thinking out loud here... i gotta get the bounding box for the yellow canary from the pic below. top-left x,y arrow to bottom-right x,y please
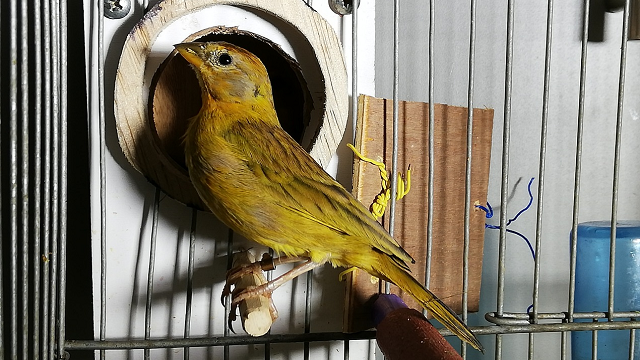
175,41 -> 483,352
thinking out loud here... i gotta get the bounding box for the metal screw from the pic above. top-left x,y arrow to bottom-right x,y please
104,0 -> 131,19
329,0 -> 359,15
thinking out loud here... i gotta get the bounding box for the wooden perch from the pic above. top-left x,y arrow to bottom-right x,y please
231,250 -> 278,337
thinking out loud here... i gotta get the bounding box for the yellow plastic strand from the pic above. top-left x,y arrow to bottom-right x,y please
338,267 -> 359,281
347,143 -> 411,220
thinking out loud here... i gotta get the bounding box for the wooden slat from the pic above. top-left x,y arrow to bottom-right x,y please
344,95 -> 494,332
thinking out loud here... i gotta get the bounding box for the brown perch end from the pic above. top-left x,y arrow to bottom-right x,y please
374,294 -> 463,360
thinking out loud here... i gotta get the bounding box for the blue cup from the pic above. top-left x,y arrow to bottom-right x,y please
572,220 -> 640,359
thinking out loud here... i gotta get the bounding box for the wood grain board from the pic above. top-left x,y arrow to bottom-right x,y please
344,95 -> 494,332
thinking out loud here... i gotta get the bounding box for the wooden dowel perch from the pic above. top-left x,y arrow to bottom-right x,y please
231,250 -> 278,336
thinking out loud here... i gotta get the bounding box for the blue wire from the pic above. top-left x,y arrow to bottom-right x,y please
505,177 -> 535,227
477,178 -> 536,313
476,177 -> 536,260
506,229 -> 535,260
475,202 -> 493,218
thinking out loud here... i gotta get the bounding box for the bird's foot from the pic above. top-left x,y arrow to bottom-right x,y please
224,255 -> 321,333
221,253 -> 278,306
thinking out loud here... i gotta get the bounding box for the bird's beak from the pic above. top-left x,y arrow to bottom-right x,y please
174,42 -> 206,67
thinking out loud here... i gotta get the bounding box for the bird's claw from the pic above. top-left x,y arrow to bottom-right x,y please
221,261 -> 265,306
227,302 -> 238,333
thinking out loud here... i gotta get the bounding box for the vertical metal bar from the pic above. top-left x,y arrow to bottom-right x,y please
0,144 -> 3,358
10,0 -> 20,357
347,3 -> 358,357
531,0 -> 555,355
48,0 -> 61,356
630,328 -> 636,360
303,272 -> 312,360
0,0 -> 3,341
351,0 -> 358,135
567,0 -> 592,354
496,0 -> 516,357
224,229 -> 234,360
560,330 -> 567,360
0,0 -> 4,351
608,0 -> 631,321
41,0 -> 52,356
97,0 -> 108,357
569,0 -> 590,326
57,0 -> 69,356
343,338 -> 349,360
461,0 -> 477,357
562,0 -> 591,348
495,332 -> 503,360
33,0 -> 44,357
389,0 -> 400,237
533,0 -> 555,328
592,329 -> 598,360
387,0 -> 400,295
0,32 -> 4,353
424,0 -> 435,295
265,248 -> 273,360
144,188 -> 161,360
20,0 -> 30,357
497,0 -> 515,320
184,208 -> 198,360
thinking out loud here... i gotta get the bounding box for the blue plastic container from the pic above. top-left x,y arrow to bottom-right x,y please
572,220 -> 640,359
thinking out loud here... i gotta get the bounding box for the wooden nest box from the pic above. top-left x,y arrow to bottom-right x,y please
114,0 -> 348,209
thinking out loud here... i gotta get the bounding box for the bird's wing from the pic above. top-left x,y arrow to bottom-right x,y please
223,120 -> 414,268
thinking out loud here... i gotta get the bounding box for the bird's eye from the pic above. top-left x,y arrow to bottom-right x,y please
218,53 -> 232,66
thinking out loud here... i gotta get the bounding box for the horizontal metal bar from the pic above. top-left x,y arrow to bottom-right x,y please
486,311 -> 640,325
64,317 -> 640,351
455,322 -> 640,337
65,331 -> 378,350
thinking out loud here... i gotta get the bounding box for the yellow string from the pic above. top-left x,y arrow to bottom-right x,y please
347,143 -> 411,220
338,144 -> 410,282
338,267 -> 358,281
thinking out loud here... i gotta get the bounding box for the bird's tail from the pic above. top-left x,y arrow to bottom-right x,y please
375,255 -> 484,352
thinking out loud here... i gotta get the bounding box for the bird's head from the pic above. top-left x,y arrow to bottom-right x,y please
174,41 -> 274,107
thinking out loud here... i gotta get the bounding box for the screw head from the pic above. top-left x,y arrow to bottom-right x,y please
329,0 -> 359,15
104,0 -> 131,19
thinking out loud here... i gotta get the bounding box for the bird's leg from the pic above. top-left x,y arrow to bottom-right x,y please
221,254 -> 310,305
232,259 -> 322,303
227,259 -> 324,327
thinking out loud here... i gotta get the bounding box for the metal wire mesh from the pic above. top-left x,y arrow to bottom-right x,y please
1,0 -> 639,359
